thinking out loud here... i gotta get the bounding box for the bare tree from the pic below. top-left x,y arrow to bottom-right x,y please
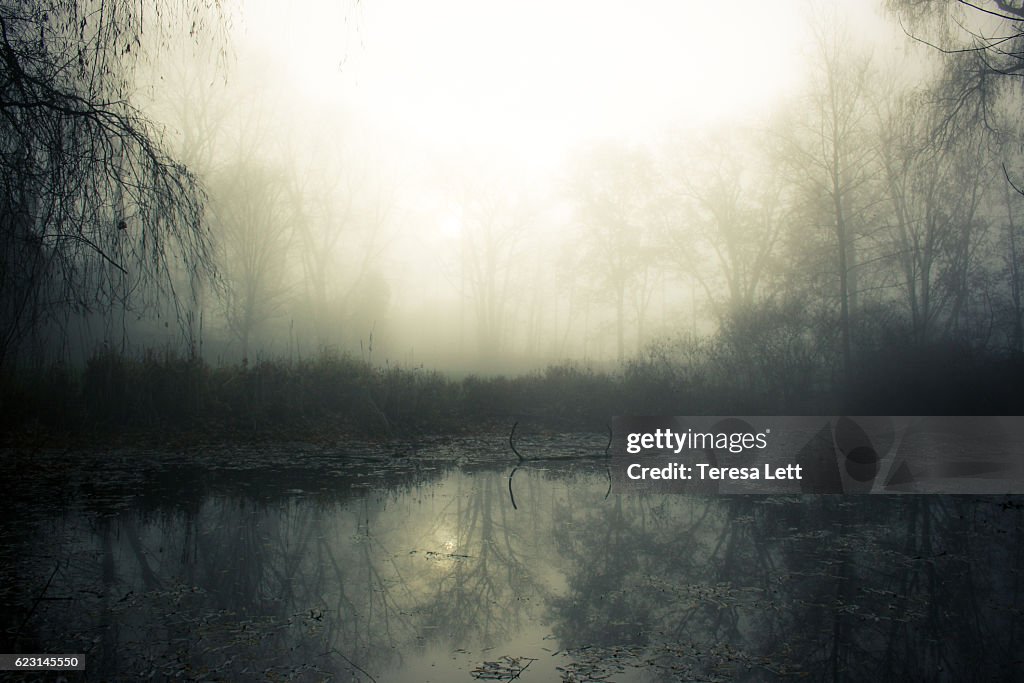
1000,162 -> 1024,352
438,166 -> 539,363
662,132 -> 786,323
569,142 -> 659,363
461,187 -> 533,361
288,161 -> 357,349
211,161 -> 293,361
775,11 -> 875,380
888,1 -> 1024,350
0,1 -> 224,369
888,0 -> 1024,136
876,90 -> 961,343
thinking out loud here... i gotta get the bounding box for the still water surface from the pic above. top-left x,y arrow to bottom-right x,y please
2,434 -> 1022,681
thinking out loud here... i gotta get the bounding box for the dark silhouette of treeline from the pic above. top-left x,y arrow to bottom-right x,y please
3,325 -> 1022,445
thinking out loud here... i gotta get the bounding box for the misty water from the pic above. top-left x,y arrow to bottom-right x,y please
3,436 -> 1022,682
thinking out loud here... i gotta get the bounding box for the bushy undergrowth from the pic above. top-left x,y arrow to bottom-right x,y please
0,351 -> 625,442
2,336 -> 1022,445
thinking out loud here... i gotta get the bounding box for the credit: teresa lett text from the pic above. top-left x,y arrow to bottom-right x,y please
626,463 -> 803,480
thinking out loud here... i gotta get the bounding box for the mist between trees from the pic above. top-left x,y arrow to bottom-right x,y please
3,0 -> 1024,440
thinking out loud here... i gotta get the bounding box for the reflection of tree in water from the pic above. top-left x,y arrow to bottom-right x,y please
550,495 -> 660,647
79,499 -> 337,678
737,496 -> 1024,680
12,457 -> 571,680
547,493 -> 1024,680
310,493 -> 421,674
418,467 -> 544,647
10,454 -> 1024,681
787,496 -> 1024,681
7,457 -> 450,680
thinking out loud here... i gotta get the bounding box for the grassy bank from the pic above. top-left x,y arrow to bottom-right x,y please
2,340 -> 1023,447
0,350 -> 625,445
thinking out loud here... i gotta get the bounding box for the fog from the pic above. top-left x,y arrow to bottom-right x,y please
33,0 -> 943,371
4,0 -> 1024,395
6,4 -> 1024,679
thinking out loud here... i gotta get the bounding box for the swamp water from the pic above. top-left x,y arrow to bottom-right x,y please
1,433 -> 1022,681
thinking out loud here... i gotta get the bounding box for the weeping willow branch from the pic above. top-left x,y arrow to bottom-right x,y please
0,1 -> 225,367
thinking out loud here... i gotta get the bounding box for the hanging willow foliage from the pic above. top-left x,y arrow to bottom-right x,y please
0,1 -> 229,367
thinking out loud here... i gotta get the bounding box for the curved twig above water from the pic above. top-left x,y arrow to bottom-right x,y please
508,421 -> 612,462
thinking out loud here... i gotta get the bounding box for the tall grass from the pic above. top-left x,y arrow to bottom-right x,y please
2,334 -> 1022,445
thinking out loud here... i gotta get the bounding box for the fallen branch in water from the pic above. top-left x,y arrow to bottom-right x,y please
508,466 -> 520,510
508,423 -> 614,510
15,561 -> 60,641
508,422 -> 612,462
471,655 -> 536,680
510,421 -> 524,462
319,648 -> 377,682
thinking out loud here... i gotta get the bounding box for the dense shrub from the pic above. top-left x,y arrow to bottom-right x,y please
3,331 -> 1023,445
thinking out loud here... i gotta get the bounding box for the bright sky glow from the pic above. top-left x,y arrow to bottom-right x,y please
438,210 -> 464,240
140,0 -> 933,365
236,0 -> 814,175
